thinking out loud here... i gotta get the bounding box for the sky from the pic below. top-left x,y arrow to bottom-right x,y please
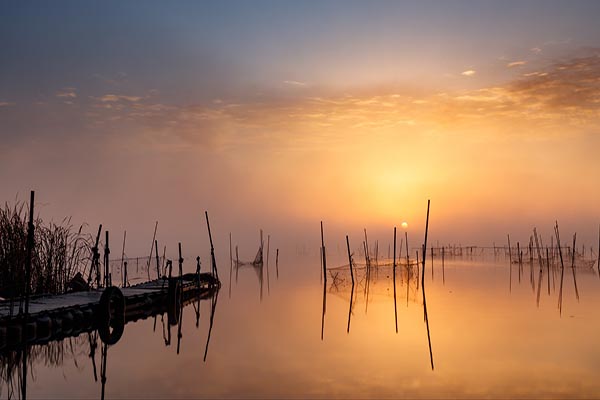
1,1 -> 599,257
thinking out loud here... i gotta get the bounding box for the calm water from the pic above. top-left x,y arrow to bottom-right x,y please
2,250 -> 600,399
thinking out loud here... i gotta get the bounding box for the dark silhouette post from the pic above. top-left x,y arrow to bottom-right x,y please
229,233 -> 233,297
205,211 -> 219,281
276,248 -> 279,278
155,240 -> 160,280
203,289 -> 219,362
346,235 -> 354,285
120,231 -> 126,286
597,225 -> 600,278
23,190 -> 34,316
321,221 -> 327,285
146,221 -> 158,281
104,231 -> 110,287
89,224 -> 102,288
393,227 -> 398,333
421,200 -> 430,290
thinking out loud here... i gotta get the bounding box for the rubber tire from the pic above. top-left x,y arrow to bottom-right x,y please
98,286 -> 125,345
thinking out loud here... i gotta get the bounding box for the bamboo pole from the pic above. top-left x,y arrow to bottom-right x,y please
205,211 -> 218,281
155,240 -> 160,280
104,231 -> 110,287
508,234 -> 512,292
321,221 -> 327,285
597,224 -> 600,278
364,228 -> 370,269
120,231 -> 126,286
570,233 -> 579,301
146,221 -> 158,281
555,222 -> 566,315
393,227 -> 398,333
235,245 -> 239,283
88,224 -> 102,287
266,234 -> 270,294
442,246 -> 445,284
23,190 -> 35,318
229,233 -> 233,298
421,200 -> 431,290
346,235 -> 354,285
276,249 -> 279,278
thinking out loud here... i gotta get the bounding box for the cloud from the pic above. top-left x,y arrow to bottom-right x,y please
56,88 -> 77,98
531,47 -> 542,54
24,49 -> 597,153
284,80 -> 307,87
507,61 -> 527,68
461,70 -> 476,77
97,94 -> 143,102
0,102 -> 14,107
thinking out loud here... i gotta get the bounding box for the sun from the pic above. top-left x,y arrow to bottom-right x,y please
401,222 -> 408,229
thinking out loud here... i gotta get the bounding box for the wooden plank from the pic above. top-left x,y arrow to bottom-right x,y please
0,276 -> 213,320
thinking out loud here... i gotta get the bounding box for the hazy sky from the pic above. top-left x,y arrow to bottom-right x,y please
1,1 -> 599,257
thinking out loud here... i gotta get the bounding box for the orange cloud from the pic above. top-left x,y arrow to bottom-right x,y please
56,88 -> 77,98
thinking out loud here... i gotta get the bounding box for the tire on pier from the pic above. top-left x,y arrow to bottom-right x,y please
97,286 -> 125,345
167,278 -> 181,326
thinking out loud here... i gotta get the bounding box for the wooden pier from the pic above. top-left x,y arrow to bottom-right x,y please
0,272 -> 219,351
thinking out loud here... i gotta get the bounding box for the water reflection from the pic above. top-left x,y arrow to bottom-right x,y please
0,286 -> 219,399
506,224 -> 598,316
324,250 -> 435,369
3,247 -> 600,398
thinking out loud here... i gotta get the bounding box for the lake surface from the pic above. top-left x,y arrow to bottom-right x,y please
2,248 -> 600,399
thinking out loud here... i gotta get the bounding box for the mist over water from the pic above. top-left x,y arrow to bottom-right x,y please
3,250 -> 600,399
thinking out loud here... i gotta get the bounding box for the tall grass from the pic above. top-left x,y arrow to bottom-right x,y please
0,201 -> 92,299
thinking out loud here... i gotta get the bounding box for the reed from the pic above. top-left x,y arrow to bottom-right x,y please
0,200 -> 92,299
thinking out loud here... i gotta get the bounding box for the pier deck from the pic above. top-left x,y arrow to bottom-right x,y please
0,273 -> 219,350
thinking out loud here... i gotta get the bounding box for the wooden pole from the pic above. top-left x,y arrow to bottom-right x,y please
23,190 -> 35,317
364,229 -> 370,268
235,245 -> 239,282
205,211 -> 219,281
346,235 -> 354,285
162,246 -> 167,276
421,200 -> 430,290
393,227 -> 398,333
321,221 -> 327,284
147,221 -> 158,281
555,222 -> 566,314
431,246 -> 434,280
507,235 -> 512,263
104,231 -> 110,287
155,240 -> 160,280
570,233 -> 579,301
266,234 -> 270,294
120,230 -> 126,286
405,231 -> 409,267
229,233 -> 233,298
178,242 -> 183,278
597,224 -> 600,278
442,246 -> 445,284
276,249 -> 279,278
88,224 -> 102,288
